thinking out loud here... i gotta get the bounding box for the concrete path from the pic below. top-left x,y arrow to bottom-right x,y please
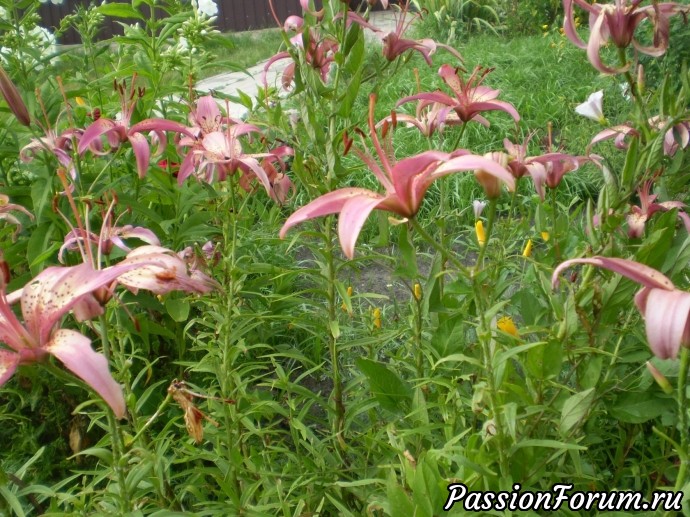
197,10 -> 400,118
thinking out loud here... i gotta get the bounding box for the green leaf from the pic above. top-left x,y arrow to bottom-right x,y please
356,358 -> 412,414
525,339 -> 563,380
610,391 -> 675,424
560,387 -> 595,435
510,439 -> 587,452
387,474 -> 414,517
165,298 -> 190,323
0,484 -> 26,517
26,222 -> 57,275
96,3 -> 145,20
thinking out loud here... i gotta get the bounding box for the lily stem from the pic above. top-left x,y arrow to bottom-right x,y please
99,315 -> 130,514
408,217 -> 469,278
674,347 -> 690,492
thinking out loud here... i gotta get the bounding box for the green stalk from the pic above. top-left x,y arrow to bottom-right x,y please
674,347 -> 690,492
324,220 -> 346,451
408,217 -> 469,277
472,277 -> 509,479
99,315 -> 130,514
412,285 -> 424,380
221,178 -> 243,496
549,188 -> 561,261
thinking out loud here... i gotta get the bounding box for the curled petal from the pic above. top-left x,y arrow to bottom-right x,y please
46,329 -> 126,418
128,132 -> 151,179
338,195 -> 386,259
552,256 -> 674,291
635,287 -> 690,359
280,188 -> 384,239
78,118 -> 123,155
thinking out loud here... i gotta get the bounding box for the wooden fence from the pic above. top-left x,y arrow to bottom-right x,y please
37,1 -> 385,45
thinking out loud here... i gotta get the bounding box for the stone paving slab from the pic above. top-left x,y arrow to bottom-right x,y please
196,11 -> 400,119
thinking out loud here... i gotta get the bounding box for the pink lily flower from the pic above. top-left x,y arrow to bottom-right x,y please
279,95 -> 514,259
117,245 -> 219,295
187,95 -> 241,137
589,116 -> 690,156
78,75 -> 193,178
503,132 -> 539,179
58,226 -> 160,263
553,256 -> 690,359
263,29 -> 338,90
20,126 -> 81,171
0,262 -> 159,418
502,132 -> 587,199
177,123 -> 275,195
57,196 -> 160,263
238,149 -> 296,205
626,180 -> 690,238
380,98 -> 463,138
378,4 -> 463,65
525,153 -> 584,201
397,65 -> 520,127
564,0 -> 690,74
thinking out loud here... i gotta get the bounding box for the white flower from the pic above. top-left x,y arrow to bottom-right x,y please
473,200 -> 486,219
575,90 -> 606,124
195,0 -> 218,17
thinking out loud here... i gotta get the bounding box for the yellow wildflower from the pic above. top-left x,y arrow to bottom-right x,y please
475,220 -> 486,246
522,239 -> 533,258
541,231 -> 550,242
497,316 -> 519,337
75,96 -> 86,106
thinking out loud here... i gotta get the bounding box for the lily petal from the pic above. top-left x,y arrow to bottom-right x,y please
552,256 -> 674,290
0,349 -> 20,386
280,188 -> 384,240
46,329 -> 126,418
338,194 -> 386,259
635,287 -> 690,359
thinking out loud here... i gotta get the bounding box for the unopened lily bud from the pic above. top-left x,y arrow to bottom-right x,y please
373,307 -> 381,329
522,239 -> 533,258
646,361 -> 673,394
0,251 -> 9,287
636,64 -> 645,95
413,283 -> 422,301
475,220 -> 486,246
0,65 -> 30,127
475,152 -> 509,199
